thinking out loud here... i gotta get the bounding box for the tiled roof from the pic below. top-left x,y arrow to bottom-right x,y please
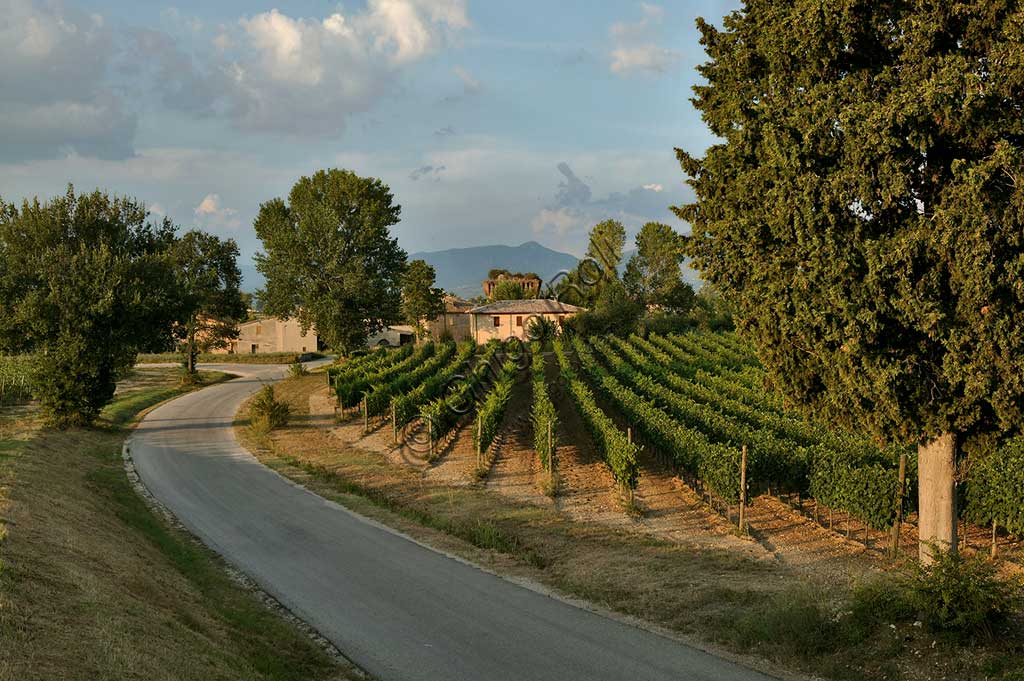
467,299 -> 584,315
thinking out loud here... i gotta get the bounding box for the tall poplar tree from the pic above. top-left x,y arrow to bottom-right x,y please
255,169 -> 407,355
679,1 -> 1024,561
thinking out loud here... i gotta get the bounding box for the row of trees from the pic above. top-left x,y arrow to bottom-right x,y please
0,188 -> 246,426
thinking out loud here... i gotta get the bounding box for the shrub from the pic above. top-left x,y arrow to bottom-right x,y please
249,385 -> 291,433
288,362 -> 308,378
911,547 -> 1022,640
526,316 -> 558,344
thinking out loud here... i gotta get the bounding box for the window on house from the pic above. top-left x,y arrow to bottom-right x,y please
255,323 -> 262,335
493,316 -> 501,327
516,316 -> 523,327
250,344 -> 258,354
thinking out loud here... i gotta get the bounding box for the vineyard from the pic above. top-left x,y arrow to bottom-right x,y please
323,330 -> 1023,559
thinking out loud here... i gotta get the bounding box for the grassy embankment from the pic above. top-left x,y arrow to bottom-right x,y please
0,367 -> 359,681
238,371 -> 1024,681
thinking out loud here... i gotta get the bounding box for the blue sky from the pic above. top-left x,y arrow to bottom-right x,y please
0,0 -> 738,286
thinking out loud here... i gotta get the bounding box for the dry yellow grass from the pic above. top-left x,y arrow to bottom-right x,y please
0,369 -> 358,681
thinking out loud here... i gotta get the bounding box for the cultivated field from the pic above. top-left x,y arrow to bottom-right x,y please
241,333 -> 1024,681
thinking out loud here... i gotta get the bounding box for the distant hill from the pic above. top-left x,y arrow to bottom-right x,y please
410,241 -> 581,298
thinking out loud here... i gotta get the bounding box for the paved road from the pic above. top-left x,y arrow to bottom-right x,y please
130,364 -> 773,681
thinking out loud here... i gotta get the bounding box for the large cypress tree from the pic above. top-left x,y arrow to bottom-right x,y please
678,1 -> 1024,561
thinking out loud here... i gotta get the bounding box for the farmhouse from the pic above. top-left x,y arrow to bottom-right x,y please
213,317 -> 318,355
425,295 -> 475,342
467,299 -> 582,344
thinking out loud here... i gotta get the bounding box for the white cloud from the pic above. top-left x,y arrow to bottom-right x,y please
215,1 -> 469,135
195,193 -> 241,229
531,208 -> 586,236
608,3 -> 681,76
0,0 -> 135,161
643,183 -> 664,192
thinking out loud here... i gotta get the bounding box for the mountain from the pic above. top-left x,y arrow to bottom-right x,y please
410,241 -> 581,298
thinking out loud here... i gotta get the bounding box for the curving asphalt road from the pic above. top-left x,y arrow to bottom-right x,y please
130,364 -> 774,681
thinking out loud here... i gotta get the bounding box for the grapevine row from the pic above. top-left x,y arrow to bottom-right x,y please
334,343 -> 434,408
390,341 -> 475,426
553,338 -> 639,490
474,357 -> 518,453
364,341 -> 459,417
530,349 -> 557,470
421,341 -> 502,441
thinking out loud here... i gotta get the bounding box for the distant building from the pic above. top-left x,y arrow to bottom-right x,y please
212,317 -> 318,355
366,325 -> 416,347
481,272 -> 542,299
467,299 -> 583,344
424,295 -> 474,342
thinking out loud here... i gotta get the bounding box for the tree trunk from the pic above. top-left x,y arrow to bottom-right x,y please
187,323 -> 197,374
918,432 -> 958,563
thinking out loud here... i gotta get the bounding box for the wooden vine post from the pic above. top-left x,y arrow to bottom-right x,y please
627,426 -> 635,506
392,403 -> 398,443
739,445 -> 748,534
548,420 -> 555,482
992,519 -> 998,559
362,396 -> 369,434
889,452 -> 908,559
476,414 -> 483,468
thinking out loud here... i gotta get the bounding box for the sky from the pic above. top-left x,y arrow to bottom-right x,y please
0,0 -> 739,287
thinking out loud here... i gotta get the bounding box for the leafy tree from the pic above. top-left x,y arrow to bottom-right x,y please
402,259 -> 445,341
568,280 -> 643,337
623,222 -> 696,312
586,219 -> 627,280
0,187 -> 177,426
554,220 -> 628,307
171,231 -> 247,373
254,169 -> 408,355
491,279 -> 527,301
679,1 -> 1024,561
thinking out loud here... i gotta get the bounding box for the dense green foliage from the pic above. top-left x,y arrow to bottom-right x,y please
0,187 -> 178,426
964,442 -> 1024,537
401,259 -> 445,341
553,338 -> 639,490
490,279 -> 529,301
255,169 -> 407,355
910,548 -> 1022,639
530,350 -> 558,470
679,2 -> 1024,451
567,280 -> 643,337
555,220 -> 626,307
170,231 -> 247,372
623,222 -> 695,312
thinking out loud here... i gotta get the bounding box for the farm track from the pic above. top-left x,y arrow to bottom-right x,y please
485,375 -> 552,507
